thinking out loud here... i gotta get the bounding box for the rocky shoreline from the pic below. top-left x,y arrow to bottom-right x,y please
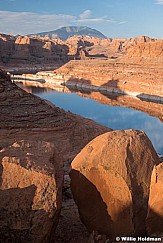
12,56 -> 163,104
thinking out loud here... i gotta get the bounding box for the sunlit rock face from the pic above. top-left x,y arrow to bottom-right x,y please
0,32 -> 158,69
146,162 -> 163,236
126,40 -> 163,61
0,140 -> 63,243
70,130 -> 159,237
0,34 -> 69,67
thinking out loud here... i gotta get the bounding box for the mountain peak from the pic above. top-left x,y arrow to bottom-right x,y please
28,26 -> 107,40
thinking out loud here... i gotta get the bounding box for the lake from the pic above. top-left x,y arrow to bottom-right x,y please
17,83 -> 163,155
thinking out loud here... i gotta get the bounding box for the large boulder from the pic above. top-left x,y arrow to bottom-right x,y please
0,140 -> 63,243
146,162 -> 163,236
70,130 -> 159,237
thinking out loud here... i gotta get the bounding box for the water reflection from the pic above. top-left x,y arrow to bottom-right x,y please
16,82 -> 163,154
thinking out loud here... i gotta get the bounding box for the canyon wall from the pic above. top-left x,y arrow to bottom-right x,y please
66,35 -> 155,59
0,34 -> 69,72
0,33 -> 158,72
42,40 -> 163,100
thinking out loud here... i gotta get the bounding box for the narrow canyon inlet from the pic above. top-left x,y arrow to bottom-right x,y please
16,82 -> 163,155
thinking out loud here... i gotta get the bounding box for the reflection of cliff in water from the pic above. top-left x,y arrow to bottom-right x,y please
65,87 -> 163,123
16,81 -> 163,123
16,82 -> 57,94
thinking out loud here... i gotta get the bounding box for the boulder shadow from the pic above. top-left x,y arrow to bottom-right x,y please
0,184 -> 37,243
146,207 -> 163,236
70,169 -> 114,237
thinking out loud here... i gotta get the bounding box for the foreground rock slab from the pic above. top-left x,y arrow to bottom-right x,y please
0,140 -> 63,243
70,130 -> 159,237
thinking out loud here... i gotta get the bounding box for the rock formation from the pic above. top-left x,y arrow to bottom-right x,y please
0,140 -> 63,243
0,32 -> 158,72
64,35 -> 155,60
146,162 -> 163,236
126,40 -> 163,62
47,38 -> 163,100
0,69 -> 109,242
0,34 -> 69,72
70,130 -> 159,237
51,57 -> 163,99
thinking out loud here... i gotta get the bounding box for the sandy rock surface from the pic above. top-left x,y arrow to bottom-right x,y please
70,130 -> 159,237
0,140 -> 63,243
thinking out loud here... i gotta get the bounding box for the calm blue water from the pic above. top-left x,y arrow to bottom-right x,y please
17,84 -> 163,154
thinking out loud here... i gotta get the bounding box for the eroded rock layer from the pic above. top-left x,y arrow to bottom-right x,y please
0,34 -> 69,72
0,33 -> 158,72
51,57 -> 163,99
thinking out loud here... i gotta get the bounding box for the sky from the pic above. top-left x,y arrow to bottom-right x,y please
0,0 -> 163,38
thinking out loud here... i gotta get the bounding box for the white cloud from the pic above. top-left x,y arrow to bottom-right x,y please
118,21 -> 127,25
0,10 -> 123,36
79,10 -> 92,19
0,11 -> 76,35
155,0 -> 163,4
78,10 -> 115,25
77,17 -> 115,24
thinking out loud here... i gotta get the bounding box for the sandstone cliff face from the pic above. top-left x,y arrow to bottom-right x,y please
52,58 -> 163,99
0,34 -> 69,67
0,33 -> 157,70
70,130 -> 159,237
126,40 -> 163,62
0,70 -> 109,242
65,35 -> 155,59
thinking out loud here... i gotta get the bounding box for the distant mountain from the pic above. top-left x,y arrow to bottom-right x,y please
28,26 -> 107,40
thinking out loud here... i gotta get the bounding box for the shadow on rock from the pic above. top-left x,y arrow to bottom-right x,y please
69,169 -> 139,240
66,77 -> 93,95
70,169 -> 114,236
0,184 -> 37,243
99,79 -> 125,101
